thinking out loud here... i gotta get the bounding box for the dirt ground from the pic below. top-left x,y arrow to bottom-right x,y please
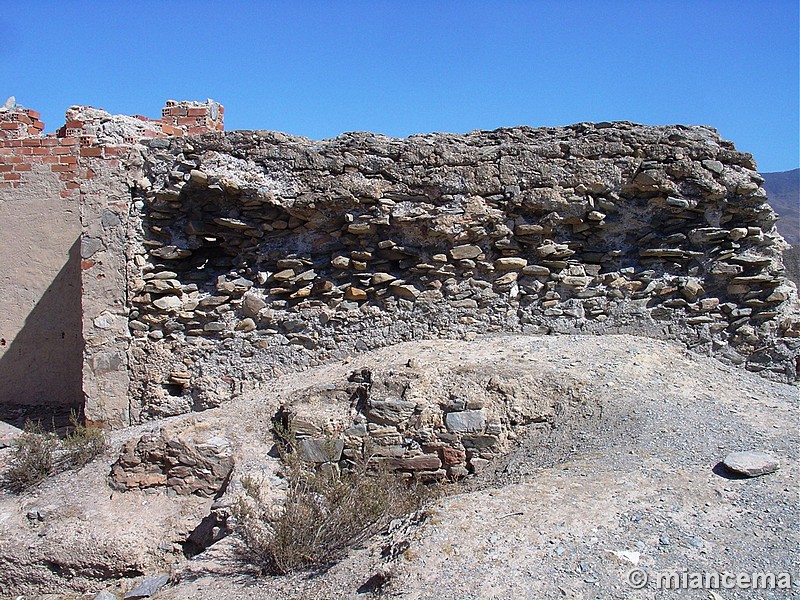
0,333 -> 797,599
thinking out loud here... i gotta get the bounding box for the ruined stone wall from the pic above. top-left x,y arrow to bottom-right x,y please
0,99 -> 223,423
84,122 -> 799,427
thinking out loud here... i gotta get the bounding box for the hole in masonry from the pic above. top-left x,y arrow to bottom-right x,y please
164,384 -> 184,397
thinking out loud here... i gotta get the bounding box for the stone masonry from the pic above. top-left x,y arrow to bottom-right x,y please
83,122 -> 799,428
0,98 -> 222,423
1,98 -> 798,430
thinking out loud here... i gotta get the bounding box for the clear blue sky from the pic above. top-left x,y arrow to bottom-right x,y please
2,1 -> 798,172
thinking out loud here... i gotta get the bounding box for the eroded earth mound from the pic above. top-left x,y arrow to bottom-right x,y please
0,334 -> 796,599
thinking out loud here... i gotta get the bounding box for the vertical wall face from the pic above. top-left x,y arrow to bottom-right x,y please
101,124 -> 798,426
77,100 -> 225,427
79,149 -> 136,427
0,99 -> 223,426
0,107 -> 83,419
0,174 -> 83,417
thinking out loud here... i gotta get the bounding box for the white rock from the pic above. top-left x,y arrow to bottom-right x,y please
723,451 -> 779,477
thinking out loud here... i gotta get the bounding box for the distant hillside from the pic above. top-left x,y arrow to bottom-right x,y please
762,169 -> 799,245
761,169 -> 799,285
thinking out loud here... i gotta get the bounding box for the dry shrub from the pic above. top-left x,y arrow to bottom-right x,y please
63,412 -> 107,468
4,421 -> 58,492
234,462 -> 427,574
3,413 -> 107,492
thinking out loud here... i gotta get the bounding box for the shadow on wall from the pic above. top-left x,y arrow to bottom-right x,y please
0,237 -> 84,430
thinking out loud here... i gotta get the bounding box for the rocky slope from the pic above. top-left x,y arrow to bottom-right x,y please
762,169 -> 799,245
762,169 -> 799,286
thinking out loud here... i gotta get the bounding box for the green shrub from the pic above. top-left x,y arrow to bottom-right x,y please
234,461 -> 426,575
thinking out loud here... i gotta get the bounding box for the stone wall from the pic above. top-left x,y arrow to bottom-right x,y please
0,99 -> 223,424
3,100 -> 796,429
83,122 -> 799,427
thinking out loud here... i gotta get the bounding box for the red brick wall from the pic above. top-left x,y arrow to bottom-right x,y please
0,99 -> 224,196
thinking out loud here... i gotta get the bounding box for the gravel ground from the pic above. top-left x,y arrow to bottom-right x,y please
158,334 -> 799,600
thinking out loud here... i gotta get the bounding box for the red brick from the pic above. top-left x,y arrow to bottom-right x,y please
60,155 -> 78,164
26,110 -> 40,120
103,146 -> 126,156
5,140 -> 21,147
59,137 -> 78,146
80,147 -> 103,157
81,259 -> 95,270
84,168 -> 95,179
59,173 -> 76,181
441,448 -> 467,466
0,165 -> 12,172
3,173 -> 21,180
32,147 -> 49,155
51,164 -> 75,172
42,138 -> 58,146
27,127 -> 42,135
20,148 -> 34,155
41,156 -> 59,164
60,189 -> 76,198
65,120 -> 83,129
13,163 -> 32,172
1,123 -> 20,130
187,107 -> 207,117
16,114 -> 33,125
65,181 -> 80,190
31,120 -> 45,129
22,139 -> 42,147
53,146 -> 73,155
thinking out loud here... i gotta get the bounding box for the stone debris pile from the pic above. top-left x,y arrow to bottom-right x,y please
109,421 -> 234,496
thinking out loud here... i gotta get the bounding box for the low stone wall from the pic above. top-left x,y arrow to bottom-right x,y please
109,421 -> 234,496
85,122 -> 799,426
277,361 -> 588,481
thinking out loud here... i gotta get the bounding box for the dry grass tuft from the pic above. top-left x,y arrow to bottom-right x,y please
62,412 -> 107,468
3,421 -> 58,492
